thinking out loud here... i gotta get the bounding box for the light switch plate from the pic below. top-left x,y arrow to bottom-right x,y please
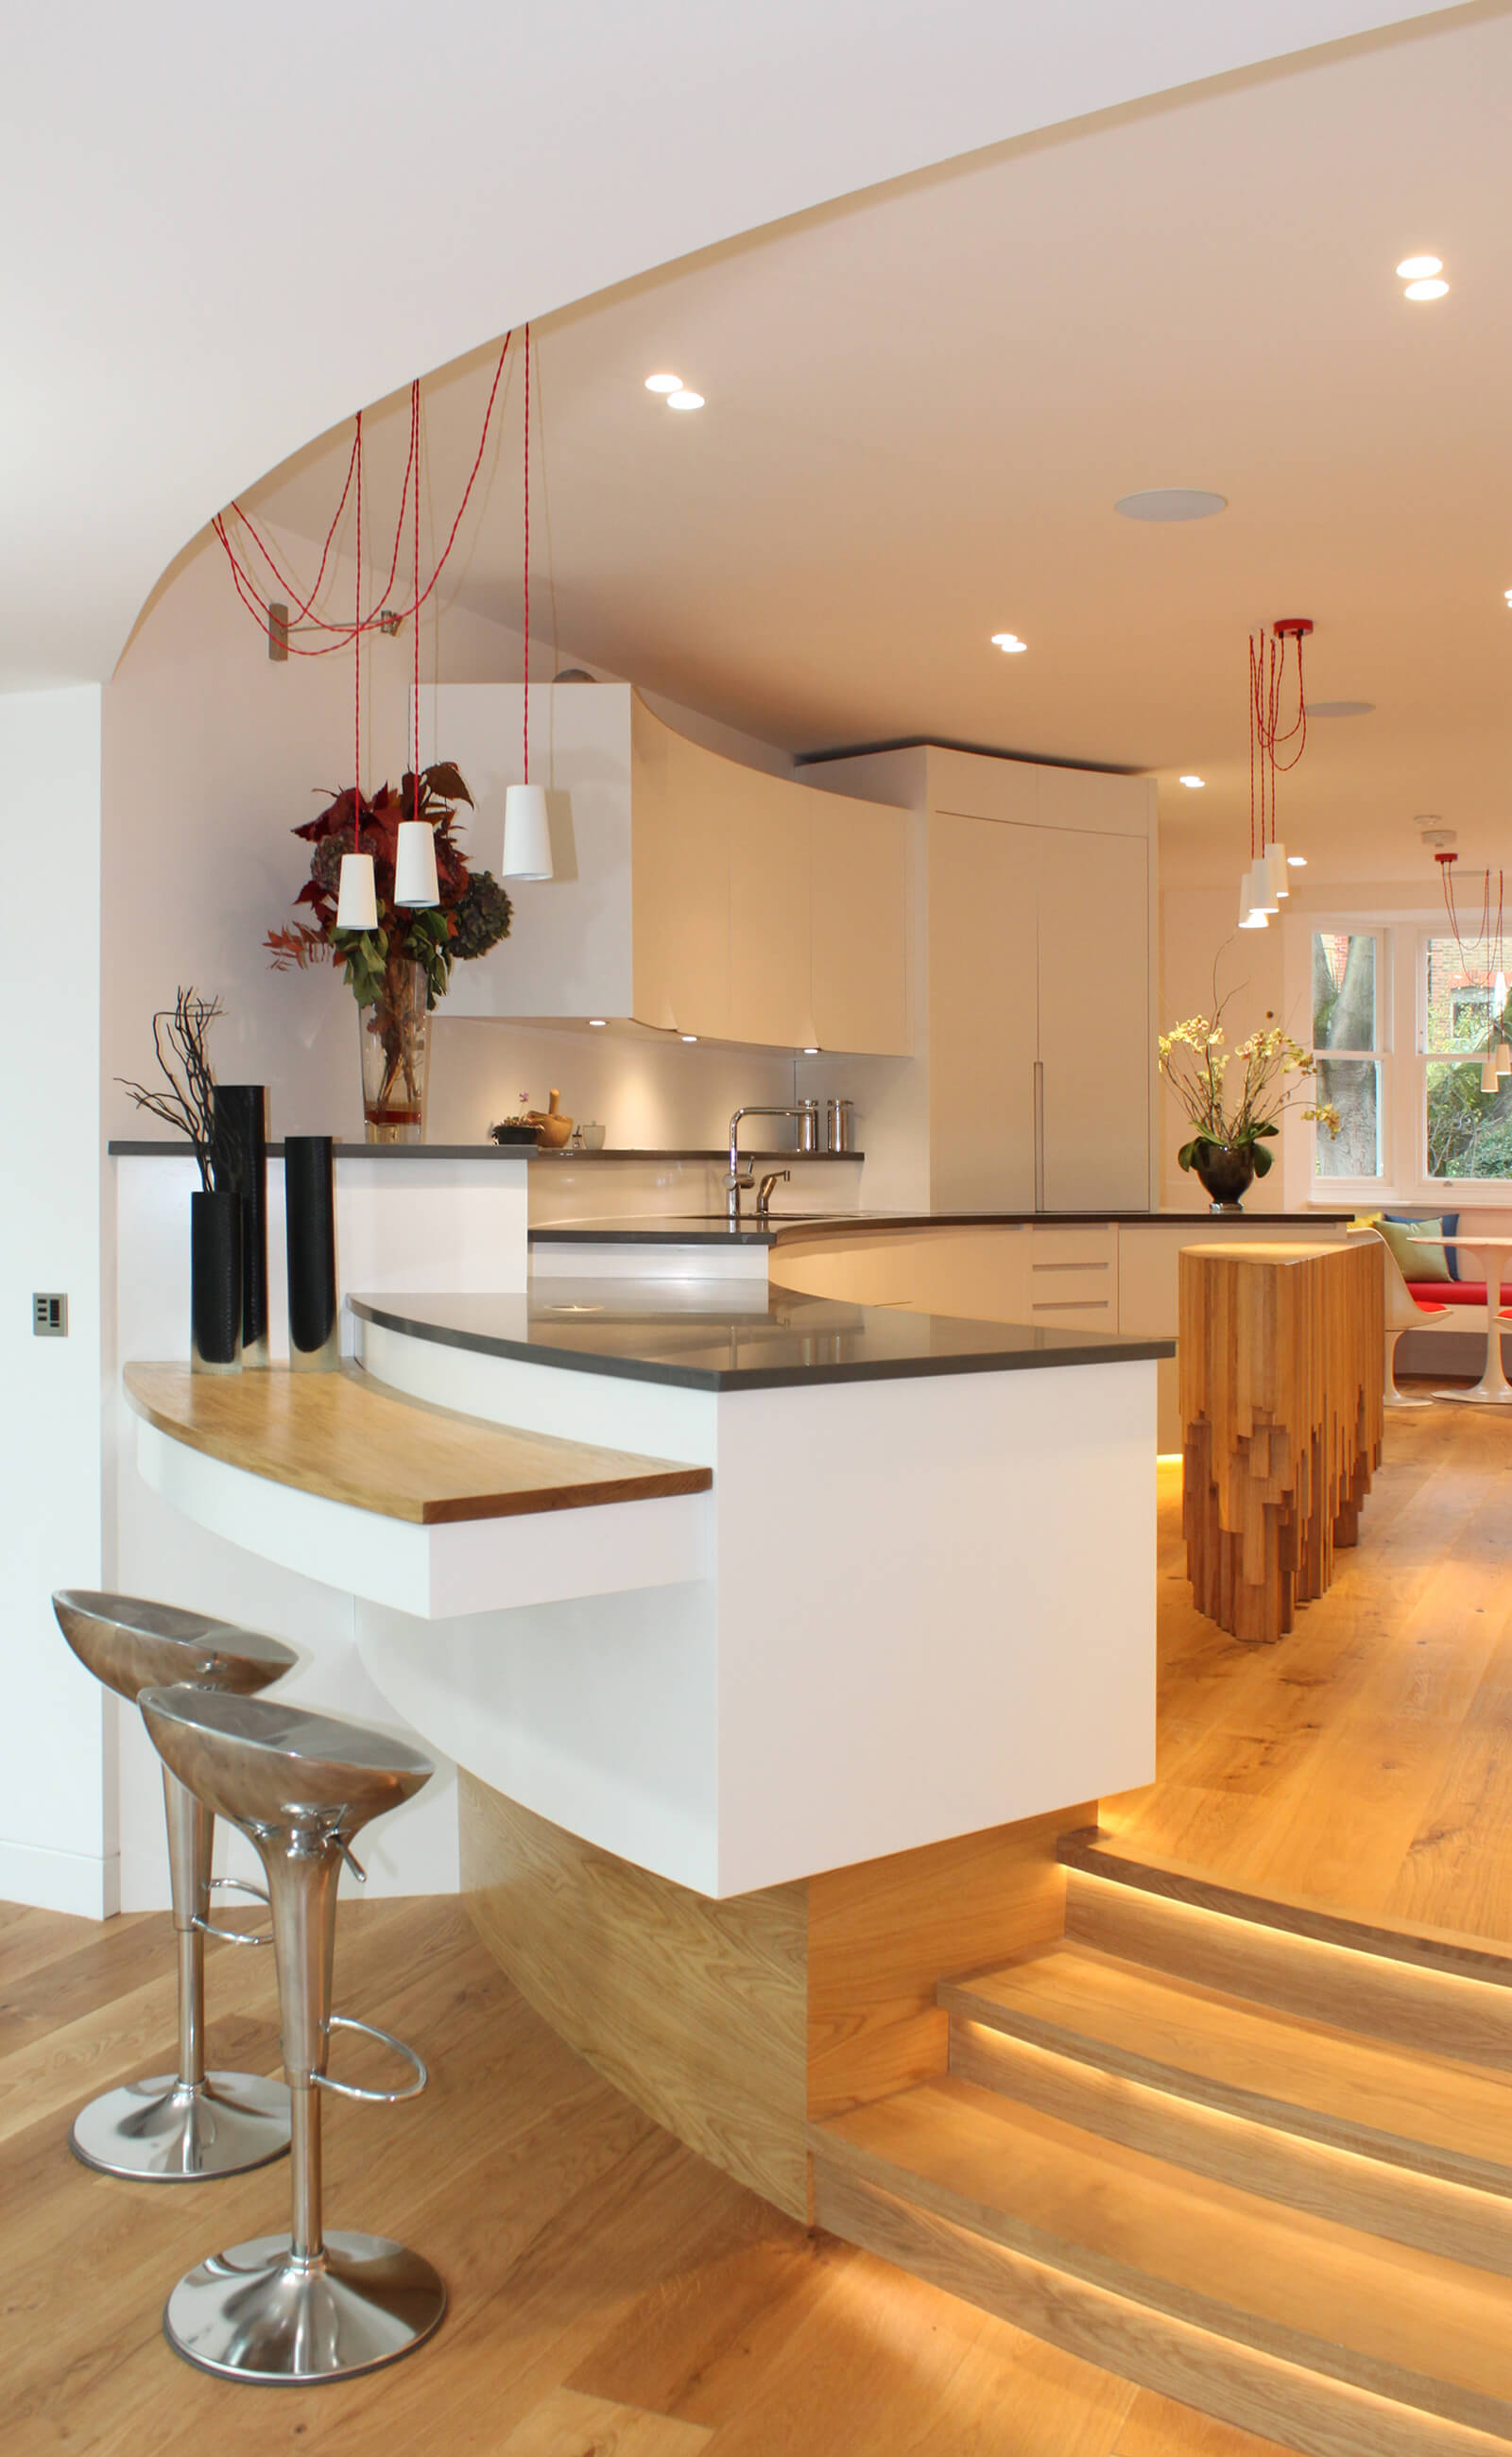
33,1294 -> 67,1336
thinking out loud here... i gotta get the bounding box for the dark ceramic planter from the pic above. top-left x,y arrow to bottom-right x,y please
191,1189 -> 243,1373
213,1085 -> 269,1366
284,1134 -> 339,1370
1190,1141 -> 1257,1212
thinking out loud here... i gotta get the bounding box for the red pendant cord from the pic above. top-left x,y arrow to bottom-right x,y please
212,333 -> 513,657
353,412 -> 363,847
523,323 -> 531,785
413,381 -> 421,797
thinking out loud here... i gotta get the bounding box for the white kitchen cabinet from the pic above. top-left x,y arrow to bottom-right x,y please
424,684 -> 908,1055
925,776 -> 1153,1213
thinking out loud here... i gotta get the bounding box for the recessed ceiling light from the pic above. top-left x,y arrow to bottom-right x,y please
1396,255 -> 1442,281
1503,590 -> 1512,606
667,390 -> 705,411
680,1033 -> 698,1042
588,1018 -> 607,1027
1114,489 -> 1227,523
990,632 -> 1028,654
1287,855 -> 1307,868
644,372 -> 682,393
1178,775 -> 1205,789
1404,278 -> 1449,301
1310,700 -> 1375,718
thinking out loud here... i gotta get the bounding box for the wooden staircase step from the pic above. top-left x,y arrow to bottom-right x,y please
1064,1866 -> 1512,2070
1057,1829 -> 1512,1990
945,1957 -> 1512,2277
811,2079 -> 1512,2450
941,1940 -> 1512,2201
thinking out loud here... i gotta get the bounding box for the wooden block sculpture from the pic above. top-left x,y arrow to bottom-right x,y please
1180,1242 -> 1383,1644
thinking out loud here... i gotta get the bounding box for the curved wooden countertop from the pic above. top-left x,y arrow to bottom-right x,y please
123,1362 -> 712,1526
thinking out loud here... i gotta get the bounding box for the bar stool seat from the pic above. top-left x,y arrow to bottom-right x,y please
139,1684 -> 445,2385
52,1589 -> 297,2181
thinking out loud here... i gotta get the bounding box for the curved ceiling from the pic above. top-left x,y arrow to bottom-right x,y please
244,2 -> 1512,867
0,0 -> 1465,690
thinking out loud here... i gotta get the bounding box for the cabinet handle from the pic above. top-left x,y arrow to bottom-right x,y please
1033,1060 -> 1045,1212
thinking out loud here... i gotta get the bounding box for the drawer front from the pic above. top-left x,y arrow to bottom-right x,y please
1029,1226 -> 1117,1270
1030,1296 -> 1117,1330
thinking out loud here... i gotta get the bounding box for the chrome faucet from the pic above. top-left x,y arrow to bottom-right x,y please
727,1105 -> 817,1223
756,1169 -> 790,1223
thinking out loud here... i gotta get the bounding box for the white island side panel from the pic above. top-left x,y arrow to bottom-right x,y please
710,1359 -> 1157,1894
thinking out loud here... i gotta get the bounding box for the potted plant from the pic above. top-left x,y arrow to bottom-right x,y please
266,765 -> 512,1143
1160,967 -> 1341,1211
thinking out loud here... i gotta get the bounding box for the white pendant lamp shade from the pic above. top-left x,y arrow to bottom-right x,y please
1251,858 -> 1280,916
501,783 -> 553,882
1265,841 -> 1290,899
1482,1056 -> 1503,1094
1238,861 -> 1269,927
1498,1040 -> 1512,1077
393,819 -> 439,907
335,851 -> 378,930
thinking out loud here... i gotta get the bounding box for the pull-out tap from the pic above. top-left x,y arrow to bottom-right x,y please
726,1105 -> 817,1223
756,1169 -> 790,1223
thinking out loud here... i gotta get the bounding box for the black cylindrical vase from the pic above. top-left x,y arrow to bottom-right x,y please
213,1085 -> 269,1366
191,1189 -> 243,1374
284,1134 -> 339,1370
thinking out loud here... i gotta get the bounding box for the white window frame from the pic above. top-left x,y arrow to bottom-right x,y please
1417,924 -> 1512,1194
1303,922 -> 1390,1197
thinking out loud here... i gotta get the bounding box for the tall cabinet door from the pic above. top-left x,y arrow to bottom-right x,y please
1037,828 -> 1150,1210
928,813 -> 1040,1209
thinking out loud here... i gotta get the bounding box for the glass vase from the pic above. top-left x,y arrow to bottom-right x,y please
360,959 -> 430,1144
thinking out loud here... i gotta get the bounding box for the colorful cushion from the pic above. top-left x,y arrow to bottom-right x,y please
1408,1280 -> 1486,1306
1375,1216 -> 1452,1283
1386,1209 -> 1459,1277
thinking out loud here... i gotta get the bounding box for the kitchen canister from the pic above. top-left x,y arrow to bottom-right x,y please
284,1134 -> 339,1370
826,1097 -> 854,1154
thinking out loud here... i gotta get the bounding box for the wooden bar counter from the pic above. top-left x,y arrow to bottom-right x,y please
1180,1240 -> 1383,1643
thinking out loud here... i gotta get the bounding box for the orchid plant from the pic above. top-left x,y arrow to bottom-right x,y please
1160,962 -> 1341,1181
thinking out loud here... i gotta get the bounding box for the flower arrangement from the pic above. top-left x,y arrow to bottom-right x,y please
266,764 -> 512,1140
265,765 -> 510,1011
1160,971 -> 1341,1184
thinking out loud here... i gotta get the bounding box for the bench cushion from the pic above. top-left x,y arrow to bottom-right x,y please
1408,1280 -> 1484,1307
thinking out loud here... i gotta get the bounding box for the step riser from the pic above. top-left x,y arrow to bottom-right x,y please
948,2015 -> 1512,2278
1067,1871 -> 1512,2070
814,2158 -> 1508,2457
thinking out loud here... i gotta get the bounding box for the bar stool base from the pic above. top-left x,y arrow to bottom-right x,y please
71,2072 -> 291,2181
163,2231 -> 447,2382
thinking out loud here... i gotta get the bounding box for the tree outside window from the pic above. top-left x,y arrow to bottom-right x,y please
1311,933 -> 1382,1178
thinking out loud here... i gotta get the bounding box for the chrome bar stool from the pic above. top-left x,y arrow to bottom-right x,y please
138,1683 -> 445,2385
51,1589 -> 296,2181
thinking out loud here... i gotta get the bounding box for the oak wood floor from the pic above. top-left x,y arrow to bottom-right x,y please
0,1894 -> 1290,2456
1118,1386 -> 1512,1941
6,1396 -> 1502,2455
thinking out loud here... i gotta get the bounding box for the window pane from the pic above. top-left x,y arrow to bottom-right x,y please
1426,1061 -> 1512,1179
1314,1057 -> 1382,1177
1312,933 -> 1376,1050
1425,936 -> 1500,1056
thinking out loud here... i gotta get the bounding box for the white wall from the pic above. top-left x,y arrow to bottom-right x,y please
1157,882 -> 1287,1212
0,689 -> 115,1915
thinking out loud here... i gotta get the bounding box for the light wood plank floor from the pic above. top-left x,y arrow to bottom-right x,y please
9,1399 -> 1501,2454
1118,1385 -> 1512,1941
0,1896 -> 1291,2455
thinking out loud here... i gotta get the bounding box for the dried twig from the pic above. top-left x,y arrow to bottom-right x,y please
117,988 -> 224,1191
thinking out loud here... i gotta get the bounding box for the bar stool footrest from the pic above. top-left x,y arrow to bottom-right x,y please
193,1874 -> 275,1948
316,2013 -> 428,2103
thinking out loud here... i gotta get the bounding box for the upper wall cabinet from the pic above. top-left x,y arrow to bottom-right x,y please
423,685 -> 911,1055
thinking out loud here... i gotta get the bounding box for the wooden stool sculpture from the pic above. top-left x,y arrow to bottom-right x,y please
1180,1241 -> 1383,1643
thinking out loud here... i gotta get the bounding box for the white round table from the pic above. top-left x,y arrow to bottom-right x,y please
1413,1235 -> 1512,1404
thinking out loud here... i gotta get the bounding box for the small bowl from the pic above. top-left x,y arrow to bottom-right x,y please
579,1123 -> 607,1152
489,1121 -> 540,1146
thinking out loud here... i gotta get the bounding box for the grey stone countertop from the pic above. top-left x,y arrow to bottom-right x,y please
349,1283 -> 1175,1394
527,1207 -> 1358,1248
